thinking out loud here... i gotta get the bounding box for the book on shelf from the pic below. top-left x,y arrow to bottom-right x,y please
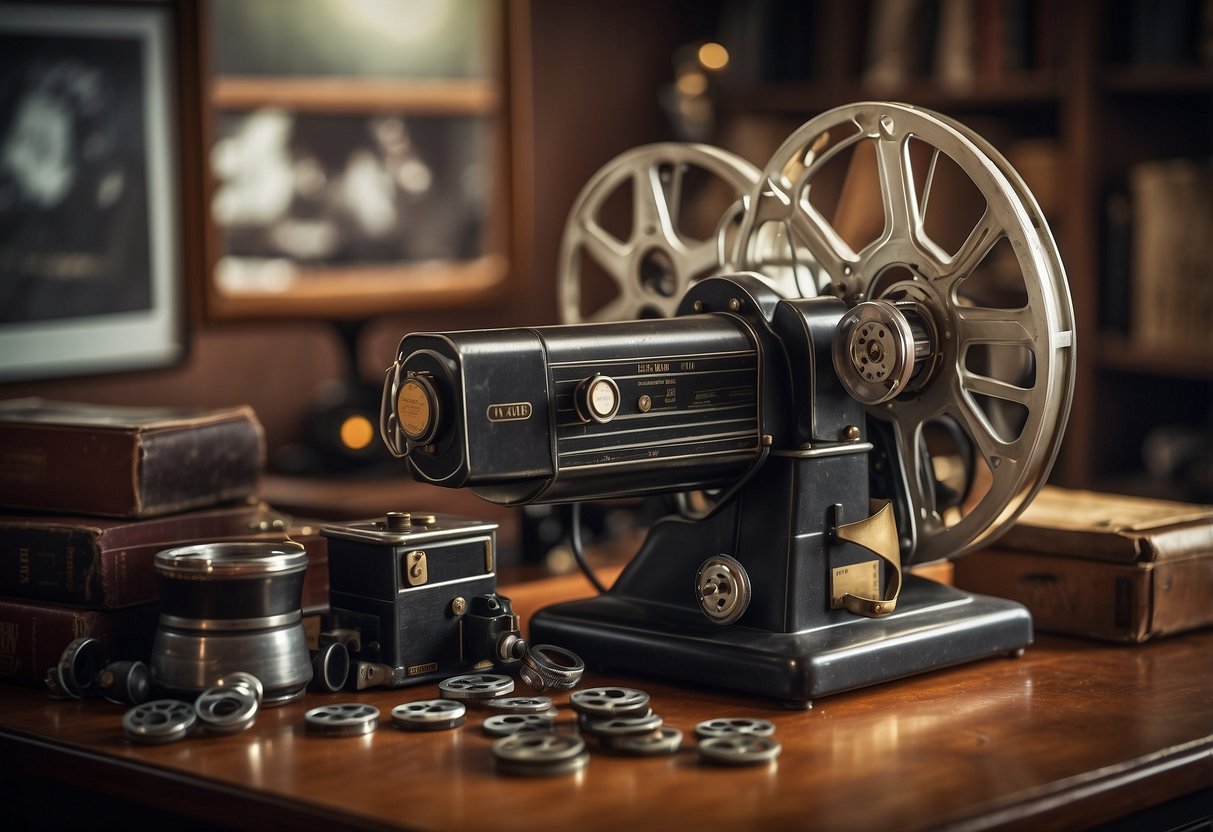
0,597 -> 161,687
1129,158 -> 1213,354
954,486 -> 1213,642
0,398 -> 265,518
0,504 -> 331,612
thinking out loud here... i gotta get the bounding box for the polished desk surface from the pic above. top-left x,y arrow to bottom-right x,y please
1,573 -> 1211,832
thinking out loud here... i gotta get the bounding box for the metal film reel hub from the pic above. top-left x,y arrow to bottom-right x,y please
485,696 -> 556,715
698,735 -> 782,766
482,713 -> 556,737
695,554 -> 752,625
694,717 -> 777,739
123,699 -> 197,745
580,710 -> 663,738
492,733 -> 589,777
304,703 -> 380,737
736,101 -> 1075,563
569,687 -> 651,718
438,673 -> 514,701
195,685 -> 259,735
602,726 -> 683,756
559,144 -> 773,323
391,699 -> 466,731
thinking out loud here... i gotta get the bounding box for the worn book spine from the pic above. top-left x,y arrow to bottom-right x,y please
954,548 -> 1213,643
0,406 -> 264,517
0,503 -> 279,608
0,598 -> 159,687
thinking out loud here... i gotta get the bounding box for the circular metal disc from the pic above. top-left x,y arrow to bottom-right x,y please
698,735 -> 782,765
495,751 -> 590,778
569,687 -> 650,717
492,732 -> 586,766
559,143 -> 782,323
736,102 -> 1075,563
216,672 -> 264,705
304,703 -> 379,737
694,717 -> 777,739
482,713 -> 555,737
603,726 -> 683,756
438,673 -> 514,701
390,699 -> 466,731
194,685 -> 259,735
484,696 -> 556,715
580,710 -> 662,738
123,699 -> 197,745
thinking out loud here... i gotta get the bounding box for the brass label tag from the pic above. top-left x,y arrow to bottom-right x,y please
407,662 -> 438,677
397,379 -> 432,439
487,402 -> 532,422
831,561 -> 879,609
404,550 -> 427,586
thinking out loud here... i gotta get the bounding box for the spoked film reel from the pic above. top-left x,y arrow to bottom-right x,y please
734,102 -> 1075,563
559,143 -> 774,323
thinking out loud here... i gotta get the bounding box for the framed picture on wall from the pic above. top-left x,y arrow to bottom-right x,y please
0,2 -> 185,381
202,0 -> 516,320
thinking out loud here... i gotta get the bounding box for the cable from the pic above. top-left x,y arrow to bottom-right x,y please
568,501 -> 608,594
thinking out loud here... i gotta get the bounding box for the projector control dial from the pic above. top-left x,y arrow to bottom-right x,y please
573,374 -> 621,424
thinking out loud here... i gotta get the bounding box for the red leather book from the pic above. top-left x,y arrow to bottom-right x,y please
0,398 -> 264,518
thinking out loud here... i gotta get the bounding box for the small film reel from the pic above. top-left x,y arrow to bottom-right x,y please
438,673 -> 514,701
194,685 -> 259,735
304,703 -> 379,737
390,699 -> 466,731
602,726 -> 683,756
694,717 -> 777,739
123,699 -> 197,745
482,713 -> 555,737
698,735 -> 782,766
569,687 -> 650,718
580,710 -> 662,738
484,696 -> 556,715
492,733 -> 589,777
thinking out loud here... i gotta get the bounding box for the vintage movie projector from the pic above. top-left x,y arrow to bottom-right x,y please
380,103 -> 1075,707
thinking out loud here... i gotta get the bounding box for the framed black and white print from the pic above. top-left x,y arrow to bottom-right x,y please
0,2 -> 183,381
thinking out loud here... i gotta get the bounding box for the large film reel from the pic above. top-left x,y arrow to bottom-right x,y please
559,144 -> 774,323
736,102 -> 1075,563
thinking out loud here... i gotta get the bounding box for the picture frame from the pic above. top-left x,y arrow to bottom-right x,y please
201,0 -> 516,320
0,2 -> 187,381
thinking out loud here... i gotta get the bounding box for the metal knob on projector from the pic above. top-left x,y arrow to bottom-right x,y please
151,541 -> 312,706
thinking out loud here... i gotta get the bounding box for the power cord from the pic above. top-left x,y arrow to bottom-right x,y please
568,501 -> 609,594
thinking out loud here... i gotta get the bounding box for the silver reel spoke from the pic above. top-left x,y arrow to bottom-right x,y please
559,143 -> 762,323
741,102 -> 1075,562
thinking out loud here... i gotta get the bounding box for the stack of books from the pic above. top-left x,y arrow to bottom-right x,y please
954,486 -> 1213,642
0,399 -> 325,687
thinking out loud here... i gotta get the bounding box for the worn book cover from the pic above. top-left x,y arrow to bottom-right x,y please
0,398 -> 265,517
997,485 -> 1213,563
0,597 -> 160,687
954,547 -> 1213,643
0,502 -> 328,609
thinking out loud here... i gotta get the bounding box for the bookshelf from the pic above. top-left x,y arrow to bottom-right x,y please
710,0 -> 1213,502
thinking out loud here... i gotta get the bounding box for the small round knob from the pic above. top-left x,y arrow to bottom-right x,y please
573,374 -> 621,424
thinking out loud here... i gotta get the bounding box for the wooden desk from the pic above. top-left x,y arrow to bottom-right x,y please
1,574 -> 1210,832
